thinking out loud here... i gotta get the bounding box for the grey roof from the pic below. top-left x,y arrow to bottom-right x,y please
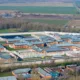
23,37 -> 38,41
8,38 -> 20,42
31,41 -> 44,45
55,43 -> 74,47
32,46 -> 43,52
13,68 -> 31,74
14,42 -> 32,46
46,46 -> 68,52
22,74 -> 31,78
0,52 -> 11,59
60,35 -> 72,39
40,36 -> 56,43
0,76 -> 16,80
0,44 -> 4,48
37,68 -> 51,76
74,44 -> 80,48
57,40 -> 63,42
72,39 -> 80,42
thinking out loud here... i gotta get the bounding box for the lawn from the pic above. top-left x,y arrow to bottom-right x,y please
0,6 -> 77,14
0,72 -> 12,77
28,19 -> 68,25
0,29 -> 18,33
23,56 -> 52,62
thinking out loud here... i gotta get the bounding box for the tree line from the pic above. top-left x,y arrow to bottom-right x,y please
0,18 -> 80,33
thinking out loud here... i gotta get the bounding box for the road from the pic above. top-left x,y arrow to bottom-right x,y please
0,31 -> 80,36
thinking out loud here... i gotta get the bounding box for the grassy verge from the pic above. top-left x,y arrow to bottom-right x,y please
0,60 -> 80,77
0,72 -> 12,77
0,29 -> 18,33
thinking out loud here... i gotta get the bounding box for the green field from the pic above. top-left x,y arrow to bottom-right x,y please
0,6 -> 77,14
0,72 -> 12,77
0,29 -> 18,33
28,19 -> 68,25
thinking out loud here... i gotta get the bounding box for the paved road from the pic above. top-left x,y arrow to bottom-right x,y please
0,31 -> 80,36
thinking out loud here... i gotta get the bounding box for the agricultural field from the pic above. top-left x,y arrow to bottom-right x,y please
27,19 -> 68,25
0,6 -> 77,14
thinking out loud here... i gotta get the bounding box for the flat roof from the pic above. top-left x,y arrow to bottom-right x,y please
37,67 -> 51,76
13,68 -> 31,74
0,52 -> 11,59
46,46 -> 68,52
0,44 -> 4,48
0,76 -> 16,80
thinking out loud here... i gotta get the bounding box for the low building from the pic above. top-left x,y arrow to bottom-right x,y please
6,37 -> 22,44
12,68 -> 51,80
72,39 -> 80,44
37,67 -> 51,79
12,68 -> 32,79
60,34 -> 72,43
13,49 -> 45,59
0,44 -> 5,51
46,45 -> 69,53
0,52 -> 16,63
40,35 -> 57,45
31,41 -> 44,47
0,76 -> 16,80
9,42 -> 32,49
54,43 -> 79,51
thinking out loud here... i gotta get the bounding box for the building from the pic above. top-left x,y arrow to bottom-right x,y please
9,42 -> 32,49
37,67 -> 51,79
0,44 -> 5,51
13,49 -> 45,59
0,76 -> 16,80
72,39 -> 80,44
39,35 -> 57,45
54,43 -> 79,51
12,68 -> 51,80
0,52 -> 15,63
12,68 -> 32,79
60,34 -> 72,43
46,45 -> 68,53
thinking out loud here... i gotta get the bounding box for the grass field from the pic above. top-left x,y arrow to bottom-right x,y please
0,72 -> 12,77
0,29 -> 18,33
0,6 -> 77,14
28,19 -> 68,25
